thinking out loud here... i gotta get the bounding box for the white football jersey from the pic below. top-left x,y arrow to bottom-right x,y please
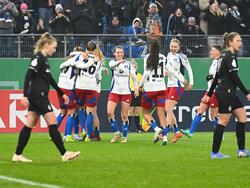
141,53 -> 167,92
109,59 -> 137,94
166,52 -> 193,87
58,56 -> 77,90
75,53 -> 101,91
207,59 -> 220,91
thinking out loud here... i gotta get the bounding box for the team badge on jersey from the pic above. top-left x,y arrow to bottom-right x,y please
31,59 -> 38,66
232,59 -> 237,67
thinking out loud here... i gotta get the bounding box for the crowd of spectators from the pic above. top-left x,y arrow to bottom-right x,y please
0,0 -> 249,57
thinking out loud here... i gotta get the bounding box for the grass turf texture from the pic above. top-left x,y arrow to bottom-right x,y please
0,132 -> 250,188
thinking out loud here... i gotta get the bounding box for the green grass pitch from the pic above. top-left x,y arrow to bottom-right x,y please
0,132 -> 250,188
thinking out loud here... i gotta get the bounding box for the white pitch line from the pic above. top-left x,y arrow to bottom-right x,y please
0,175 -> 63,188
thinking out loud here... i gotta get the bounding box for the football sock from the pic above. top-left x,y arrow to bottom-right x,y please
78,109 -> 86,132
189,114 -> 202,133
122,121 -> 128,138
49,124 -> 66,155
74,114 -> 79,134
66,114 -> 74,136
94,127 -> 100,137
86,112 -> 94,137
172,124 -> 179,133
162,126 -> 170,136
109,119 -> 119,133
134,116 -> 140,131
15,126 -> 32,155
150,120 -> 158,131
236,122 -> 245,150
212,124 -> 225,153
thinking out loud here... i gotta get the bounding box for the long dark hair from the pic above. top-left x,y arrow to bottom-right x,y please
146,39 -> 160,71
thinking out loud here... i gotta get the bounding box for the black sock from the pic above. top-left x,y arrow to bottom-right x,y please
128,116 -> 133,125
236,122 -> 245,150
134,116 -> 140,130
15,126 -> 32,155
128,116 -> 133,131
212,124 -> 225,153
49,124 -> 66,155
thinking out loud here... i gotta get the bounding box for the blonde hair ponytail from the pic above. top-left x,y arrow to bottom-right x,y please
96,45 -> 105,64
34,32 -> 57,54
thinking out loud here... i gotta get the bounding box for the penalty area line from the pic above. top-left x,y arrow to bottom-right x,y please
0,175 -> 63,188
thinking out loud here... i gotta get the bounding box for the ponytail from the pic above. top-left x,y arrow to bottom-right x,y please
96,45 -> 105,64
34,32 -> 57,54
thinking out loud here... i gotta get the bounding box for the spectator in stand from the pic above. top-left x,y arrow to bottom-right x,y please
131,0 -> 147,25
180,0 -> 200,25
49,4 -> 70,34
12,0 -> 33,11
127,17 -> 145,42
220,3 -> 246,34
33,18 -> 47,34
15,3 -> 33,34
103,15 -> 124,57
158,0 -> 177,34
0,0 -> 19,57
204,1 -> 224,53
70,0 -> 95,34
106,0 -> 131,26
88,0 -> 109,34
145,3 -> 163,45
103,16 -> 124,39
199,0 -> 211,33
15,3 -> 34,57
238,0 -> 250,33
59,0 -> 76,17
126,17 -> 146,57
183,17 -> 206,57
0,0 -> 19,34
183,16 -> 204,35
204,1 -> 224,35
167,7 -> 187,35
36,0 -> 54,33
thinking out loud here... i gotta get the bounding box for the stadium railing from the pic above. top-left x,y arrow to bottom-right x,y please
0,34 -> 249,58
